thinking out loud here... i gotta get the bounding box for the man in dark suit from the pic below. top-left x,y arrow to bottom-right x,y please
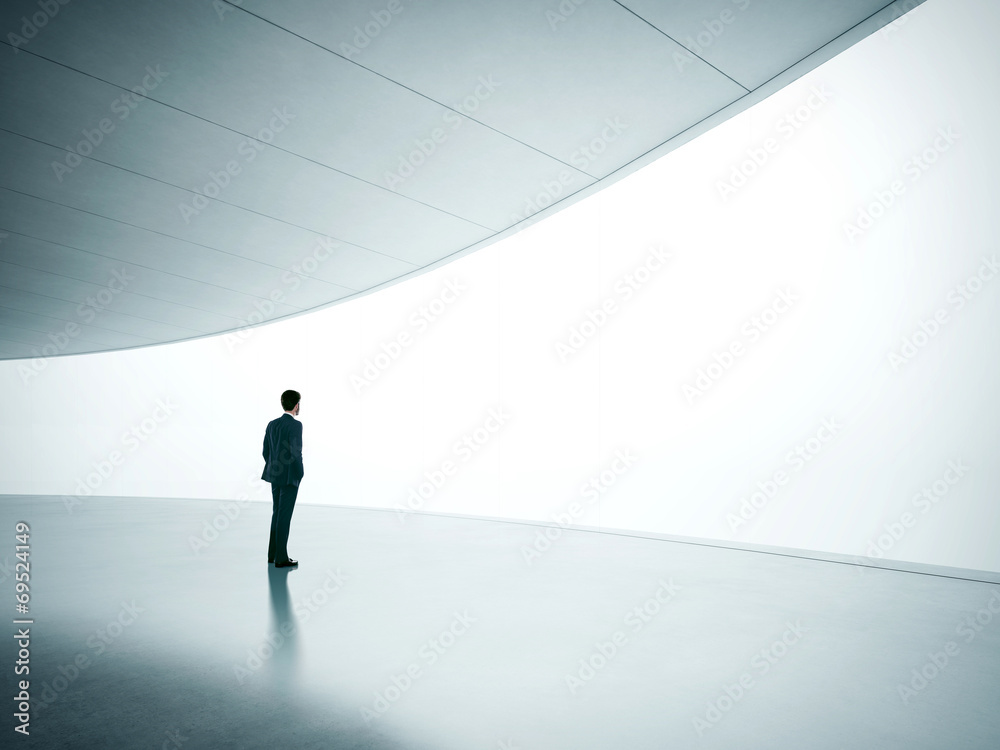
262,390 -> 303,568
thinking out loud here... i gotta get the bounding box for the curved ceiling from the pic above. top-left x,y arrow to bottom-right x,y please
0,0 -> 922,361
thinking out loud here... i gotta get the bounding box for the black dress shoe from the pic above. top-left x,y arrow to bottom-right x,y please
274,559 -> 298,568
267,559 -> 274,564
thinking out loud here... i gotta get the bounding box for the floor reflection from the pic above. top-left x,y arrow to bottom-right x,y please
4,496 -> 997,750
266,564 -> 299,687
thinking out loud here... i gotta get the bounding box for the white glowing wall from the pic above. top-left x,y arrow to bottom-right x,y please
1,0 -> 998,572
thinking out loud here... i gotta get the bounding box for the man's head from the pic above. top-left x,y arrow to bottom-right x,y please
281,390 -> 301,415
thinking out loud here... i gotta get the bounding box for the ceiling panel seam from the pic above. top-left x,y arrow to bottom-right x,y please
0,321 -> 154,348
0,185 -> 421,278
610,0 -> 751,93
742,0 -> 914,94
0,296 -> 207,335
0,227 -> 351,302
0,303 -> 165,341
0,264 -> 245,328
214,0 -> 599,179
0,40 -> 501,232
548,0 -> 923,212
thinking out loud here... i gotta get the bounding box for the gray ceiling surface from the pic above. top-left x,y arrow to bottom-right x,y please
0,0 -> 922,361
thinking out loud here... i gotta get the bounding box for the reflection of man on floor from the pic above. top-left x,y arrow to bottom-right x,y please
262,390 -> 303,568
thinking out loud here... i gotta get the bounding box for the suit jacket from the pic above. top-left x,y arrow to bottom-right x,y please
261,413 -> 304,486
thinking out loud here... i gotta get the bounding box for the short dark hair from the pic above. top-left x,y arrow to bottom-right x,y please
281,390 -> 300,411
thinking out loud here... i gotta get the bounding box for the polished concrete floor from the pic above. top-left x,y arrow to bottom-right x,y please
2,495 -> 999,749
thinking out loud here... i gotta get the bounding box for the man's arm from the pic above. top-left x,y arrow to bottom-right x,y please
262,423 -> 271,463
291,420 -> 304,479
